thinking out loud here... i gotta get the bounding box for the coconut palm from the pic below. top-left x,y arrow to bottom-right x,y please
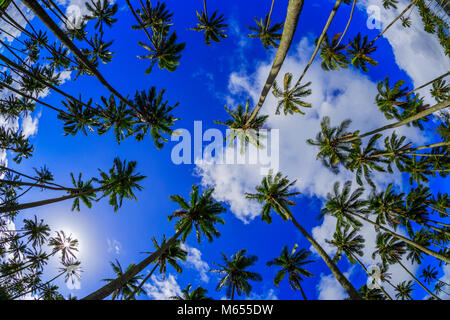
357,284 -> 386,300
367,183 -> 405,230
170,284 -> 212,300
102,259 -> 144,300
346,33 -> 378,72
373,232 -> 440,299
190,0 -> 227,45
266,244 -> 314,299
376,76 -> 409,120
211,249 -> 262,300
84,0 -> 118,33
382,0 -> 398,9
317,33 -> 349,71
83,185 -> 225,300
248,11 -> 283,49
131,0 -> 173,36
272,73 -> 311,115
431,78 -> 449,103
246,171 -> 362,300
127,235 -> 187,300
394,280 -> 414,300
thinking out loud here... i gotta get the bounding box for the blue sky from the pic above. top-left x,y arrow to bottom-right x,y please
2,0 -> 449,300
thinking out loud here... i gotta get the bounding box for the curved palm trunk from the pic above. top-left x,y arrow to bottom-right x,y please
342,99 -> 450,143
298,282 -> 307,300
350,253 -> 393,300
335,0 -> 356,48
403,71 -> 450,97
21,0 -> 140,117
294,0 -> 343,89
395,257 -> 440,300
289,215 -> 362,300
83,226 -> 186,300
127,263 -> 159,300
350,211 -> 450,264
246,0 -> 305,125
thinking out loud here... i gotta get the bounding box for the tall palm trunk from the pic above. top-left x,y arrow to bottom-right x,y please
298,282 -> 307,300
403,71 -> 450,97
293,0 -> 343,89
371,141 -> 450,159
21,0 -> 141,118
127,263 -> 159,300
395,257 -> 440,300
246,0 -> 305,125
342,99 -> 450,143
231,283 -> 235,300
335,0 -> 357,47
267,0 -> 276,29
350,253 -> 393,300
350,211 -> 450,264
289,215 -> 362,300
83,226 -> 187,300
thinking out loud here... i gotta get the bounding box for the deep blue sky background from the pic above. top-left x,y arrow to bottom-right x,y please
5,0 -> 448,300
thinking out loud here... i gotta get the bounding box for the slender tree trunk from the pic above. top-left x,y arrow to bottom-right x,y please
335,0 -> 357,47
127,263 -> 159,300
396,258 -> 440,300
350,253 -> 393,300
246,0 -> 305,124
82,226 -> 186,300
203,0 -> 207,16
371,141 -> 450,159
298,282 -> 307,300
342,99 -> 450,143
350,211 -> 450,264
267,0 -> 276,28
231,283 -> 235,300
289,215 -> 362,300
0,179 -> 74,192
403,71 -> 450,97
11,271 -> 64,300
294,0 -> 343,89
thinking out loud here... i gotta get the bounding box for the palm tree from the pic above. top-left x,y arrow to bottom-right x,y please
190,0 -> 227,45
84,0 -> 118,34
376,76 -> 409,120
326,225 -> 393,299
83,185 -> 225,300
131,0 -> 173,36
244,0 -> 305,126
266,244 -> 314,299
382,0 -> 399,10
246,171 -> 362,300
248,0 -> 283,49
211,249 -> 262,300
346,33 -> 378,72
431,78 -> 449,103
102,259 -> 144,300
322,181 -> 450,264
170,284 -> 212,300
394,280 -> 414,300
373,232 -> 440,299
272,73 -> 311,115
317,33 -> 349,71
357,285 -> 386,300
127,235 -> 187,300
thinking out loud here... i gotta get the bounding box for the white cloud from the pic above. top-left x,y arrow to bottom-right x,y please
144,274 -> 182,300
21,112 -> 41,138
317,267 -> 355,300
107,238 -> 122,255
0,2 -> 34,43
247,289 -> 278,300
180,243 -> 210,283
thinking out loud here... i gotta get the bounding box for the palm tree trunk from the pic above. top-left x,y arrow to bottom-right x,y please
342,99 -> 450,143
395,257 -> 440,300
350,211 -> 450,264
403,71 -> 450,97
370,141 -> 450,159
0,185 -> 106,215
298,282 -> 307,300
246,0 -> 305,125
370,0 -> 419,45
231,283 -> 235,300
350,253 -> 393,300
11,270 -> 64,300
289,215 -> 362,300
0,179 -> 74,192
267,0 -> 276,28
293,0 -> 343,89
335,0 -> 357,48
21,0 -> 141,119
82,226 -> 187,300
127,263 -> 159,300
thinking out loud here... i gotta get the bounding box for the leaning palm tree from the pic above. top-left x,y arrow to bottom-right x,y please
102,259 -> 144,300
346,33 -> 378,72
190,0 -> 227,45
394,280 -> 414,300
211,249 -> 262,300
127,235 -> 187,300
83,185 -> 225,300
246,171 -> 362,300
272,73 -> 311,115
317,33 -> 350,71
170,284 -> 212,300
84,0 -> 118,34
266,244 -> 314,299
